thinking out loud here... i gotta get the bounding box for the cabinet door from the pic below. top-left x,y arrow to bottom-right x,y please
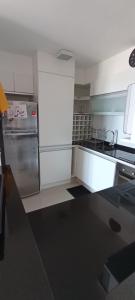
76,148 -> 116,192
75,148 -> 91,186
14,73 -> 33,94
40,149 -> 72,188
38,72 -> 74,146
0,70 -> 14,92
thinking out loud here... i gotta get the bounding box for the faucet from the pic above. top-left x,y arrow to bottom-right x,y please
104,130 -> 118,146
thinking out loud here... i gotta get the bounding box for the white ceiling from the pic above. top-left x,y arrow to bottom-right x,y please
0,0 -> 135,67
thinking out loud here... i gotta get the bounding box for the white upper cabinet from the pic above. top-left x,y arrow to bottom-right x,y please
0,51 -> 34,94
91,70 -> 135,96
87,47 -> 135,96
0,71 -> 33,94
0,70 -> 14,92
38,71 -> 74,147
14,73 -> 33,94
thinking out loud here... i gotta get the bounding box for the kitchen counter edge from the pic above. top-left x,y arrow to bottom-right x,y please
73,144 -> 135,168
0,166 -> 54,300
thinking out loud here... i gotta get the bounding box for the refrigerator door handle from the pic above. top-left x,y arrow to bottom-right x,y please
3,132 -> 38,136
3,129 -> 37,133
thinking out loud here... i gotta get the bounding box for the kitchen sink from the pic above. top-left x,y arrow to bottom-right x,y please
96,143 -> 115,152
78,139 -> 116,152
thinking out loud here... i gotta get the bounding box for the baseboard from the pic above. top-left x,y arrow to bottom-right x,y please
76,178 -> 96,193
40,179 -> 72,190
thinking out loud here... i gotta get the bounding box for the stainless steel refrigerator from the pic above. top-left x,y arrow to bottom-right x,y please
3,100 -> 39,198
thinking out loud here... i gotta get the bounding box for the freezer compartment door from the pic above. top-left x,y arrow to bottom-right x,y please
3,101 -> 38,132
4,134 -> 39,198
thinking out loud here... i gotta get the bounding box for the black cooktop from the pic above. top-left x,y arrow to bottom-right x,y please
99,180 -> 135,215
105,149 -> 135,165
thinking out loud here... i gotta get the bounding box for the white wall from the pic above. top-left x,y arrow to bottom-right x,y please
75,67 -> 87,84
0,50 -> 33,75
37,51 -> 74,77
75,47 -> 135,144
85,46 -> 135,95
75,47 -> 135,94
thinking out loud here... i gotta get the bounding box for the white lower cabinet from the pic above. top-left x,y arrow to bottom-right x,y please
75,148 -> 116,192
40,149 -> 72,189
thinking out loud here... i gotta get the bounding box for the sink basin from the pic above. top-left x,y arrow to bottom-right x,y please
78,139 -> 116,152
97,143 -> 115,151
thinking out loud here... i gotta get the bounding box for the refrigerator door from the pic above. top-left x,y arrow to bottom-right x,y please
4,133 -> 39,198
3,101 -> 38,132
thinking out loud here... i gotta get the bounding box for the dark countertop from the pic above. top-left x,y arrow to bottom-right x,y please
73,140 -> 135,165
0,166 -> 133,300
28,196 -> 125,300
99,180 -> 135,215
0,166 -> 54,300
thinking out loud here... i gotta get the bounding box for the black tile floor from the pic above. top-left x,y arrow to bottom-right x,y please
28,196 -> 125,300
67,185 -> 91,198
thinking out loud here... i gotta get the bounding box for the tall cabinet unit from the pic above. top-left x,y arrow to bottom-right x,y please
35,52 -> 75,189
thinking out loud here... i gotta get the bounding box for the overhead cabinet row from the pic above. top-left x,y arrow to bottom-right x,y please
90,68 -> 135,96
0,70 -> 33,94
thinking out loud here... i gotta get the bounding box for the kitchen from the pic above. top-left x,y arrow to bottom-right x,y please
1,1 -> 135,299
